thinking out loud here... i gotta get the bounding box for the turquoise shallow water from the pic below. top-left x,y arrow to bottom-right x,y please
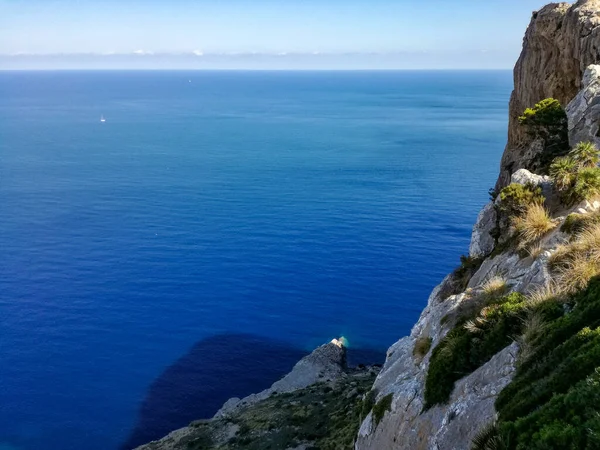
0,70 -> 512,450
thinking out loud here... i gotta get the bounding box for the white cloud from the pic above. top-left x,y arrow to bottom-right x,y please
192,50 -> 203,56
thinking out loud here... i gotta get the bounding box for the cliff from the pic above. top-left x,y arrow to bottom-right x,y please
497,0 -> 600,189
357,1 -> 600,447
136,2 -> 600,449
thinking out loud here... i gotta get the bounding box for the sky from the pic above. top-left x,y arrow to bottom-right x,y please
0,0 -> 555,69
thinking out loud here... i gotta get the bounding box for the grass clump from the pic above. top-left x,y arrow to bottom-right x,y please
492,183 -> 546,251
482,276 -> 509,299
573,167 -> 600,202
512,203 -> 556,249
424,292 -> 529,408
372,393 -> 393,427
413,336 -> 433,359
549,141 -> 600,205
561,211 -> 600,235
549,223 -> 600,293
471,421 -> 508,450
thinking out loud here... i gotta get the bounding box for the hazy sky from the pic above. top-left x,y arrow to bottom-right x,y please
0,0 -> 553,69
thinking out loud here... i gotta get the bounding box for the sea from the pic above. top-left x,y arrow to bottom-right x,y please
0,70 -> 512,450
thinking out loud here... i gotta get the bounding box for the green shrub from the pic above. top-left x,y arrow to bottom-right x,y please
491,277 -> 600,449
549,156 -> 578,191
498,183 -> 545,218
571,141 -> 600,169
424,292 -> 528,408
372,393 -> 393,427
573,167 -> 600,202
360,389 -> 376,421
518,98 -> 570,172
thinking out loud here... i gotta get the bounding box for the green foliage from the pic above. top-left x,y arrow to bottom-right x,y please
372,393 -> 393,427
573,167 -> 600,202
424,292 -> 528,408
492,277 -> 600,449
549,143 -> 600,205
561,212 -> 600,235
498,183 -> 545,217
360,389 -> 376,421
571,141 -> 600,169
549,156 -> 578,191
518,98 -> 570,172
186,371 -> 378,450
518,98 -> 566,130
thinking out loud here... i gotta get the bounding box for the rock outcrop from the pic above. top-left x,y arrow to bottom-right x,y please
567,64 -> 600,147
496,0 -> 600,190
134,339 -> 365,450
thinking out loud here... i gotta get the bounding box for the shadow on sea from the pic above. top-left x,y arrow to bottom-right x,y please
121,333 -> 384,450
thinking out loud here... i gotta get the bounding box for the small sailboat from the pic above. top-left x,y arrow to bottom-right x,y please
100,114 -> 106,123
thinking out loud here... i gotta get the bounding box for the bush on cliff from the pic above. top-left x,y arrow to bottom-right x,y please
487,277 -> 600,450
518,98 -> 569,173
512,203 -> 556,249
491,183 -> 546,251
549,142 -> 600,205
424,292 -> 529,408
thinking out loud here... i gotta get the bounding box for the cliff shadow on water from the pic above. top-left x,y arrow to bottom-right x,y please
121,333 -> 384,450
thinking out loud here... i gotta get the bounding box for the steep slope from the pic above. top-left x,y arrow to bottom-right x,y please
356,0 -> 600,443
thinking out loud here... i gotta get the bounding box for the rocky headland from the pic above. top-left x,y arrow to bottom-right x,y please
137,1 -> 600,449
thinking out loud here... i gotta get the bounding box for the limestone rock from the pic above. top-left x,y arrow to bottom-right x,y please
356,343 -> 518,450
496,0 -> 600,190
215,338 -> 347,417
469,202 -> 496,258
567,64 -> 600,147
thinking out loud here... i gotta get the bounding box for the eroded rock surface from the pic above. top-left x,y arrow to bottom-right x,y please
567,64 -> 600,147
496,0 -> 600,190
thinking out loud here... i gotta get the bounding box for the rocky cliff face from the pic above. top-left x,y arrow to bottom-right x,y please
356,1 -> 600,447
497,0 -> 600,190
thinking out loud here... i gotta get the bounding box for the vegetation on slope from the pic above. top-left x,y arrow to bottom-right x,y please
471,278 -> 600,450
549,141 -> 600,205
518,97 -> 569,173
469,101 -> 600,449
423,292 -> 561,408
174,370 -> 378,450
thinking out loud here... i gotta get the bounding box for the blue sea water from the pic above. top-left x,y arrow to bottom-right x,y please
0,70 -> 512,450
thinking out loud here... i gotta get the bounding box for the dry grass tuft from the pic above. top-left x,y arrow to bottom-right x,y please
555,254 -> 600,294
525,282 -> 562,309
517,312 -> 547,365
524,241 -> 546,260
481,276 -> 508,299
413,336 -> 433,359
513,204 -> 557,248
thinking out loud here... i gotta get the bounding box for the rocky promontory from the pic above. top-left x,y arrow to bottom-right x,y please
137,2 -> 600,449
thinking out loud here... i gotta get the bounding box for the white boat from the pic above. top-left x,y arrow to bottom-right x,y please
100,114 -> 106,123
